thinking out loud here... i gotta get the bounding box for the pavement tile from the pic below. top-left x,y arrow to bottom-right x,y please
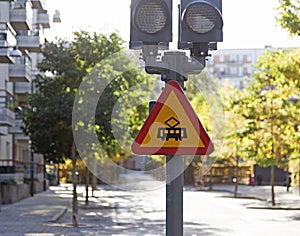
1,179 -> 300,235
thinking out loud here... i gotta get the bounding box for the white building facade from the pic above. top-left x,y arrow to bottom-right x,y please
206,47 -> 273,89
0,0 -> 59,203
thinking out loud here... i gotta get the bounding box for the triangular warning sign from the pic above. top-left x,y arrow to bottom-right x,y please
132,81 -> 214,155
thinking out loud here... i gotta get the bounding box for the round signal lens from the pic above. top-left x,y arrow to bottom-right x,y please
135,0 -> 169,34
184,3 -> 221,34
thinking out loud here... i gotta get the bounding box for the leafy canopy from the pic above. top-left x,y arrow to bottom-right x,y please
23,31 -> 153,163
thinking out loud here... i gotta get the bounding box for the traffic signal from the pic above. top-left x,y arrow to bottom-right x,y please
179,0 -> 223,47
130,0 -> 172,47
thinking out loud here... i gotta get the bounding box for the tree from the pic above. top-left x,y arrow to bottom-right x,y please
184,71 -> 226,188
276,0 -> 300,35
238,49 -> 300,205
23,30 -> 153,225
73,51 -> 154,174
24,31 -> 125,161
218,85 -> 247,197
24,75 -> 74,162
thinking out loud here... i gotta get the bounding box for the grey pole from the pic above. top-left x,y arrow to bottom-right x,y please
142,47 -> 206,236
166,155 -> 184,236
163,52 -> 187,236
30,151 -> 34,197
0,180 -> 2,212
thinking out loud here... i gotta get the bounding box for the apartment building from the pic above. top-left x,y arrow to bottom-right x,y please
206,47 -> 273,89
0,0 -> 59,203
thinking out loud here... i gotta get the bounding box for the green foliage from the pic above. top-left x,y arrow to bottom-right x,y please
75,52 -> 154,160
217,85 -> 246,164
236,49 -> 300,168
276,0 -> 300,35
23,31 -> 151,164
23,75 -> 74,162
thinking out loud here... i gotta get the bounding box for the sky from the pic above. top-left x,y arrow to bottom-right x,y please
45,0 -> 299,49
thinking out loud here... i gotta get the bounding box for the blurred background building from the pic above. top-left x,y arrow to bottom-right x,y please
206,46 -> 274,89
0,0 -> 60,203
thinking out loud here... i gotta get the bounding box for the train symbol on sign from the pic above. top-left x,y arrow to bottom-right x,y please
157,117 -> 187,141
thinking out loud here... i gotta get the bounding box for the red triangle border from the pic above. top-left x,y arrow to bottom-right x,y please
132,81 -> 214,155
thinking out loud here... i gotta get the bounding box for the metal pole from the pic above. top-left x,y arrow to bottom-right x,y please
30,151 -> 34,197
72,142 -> 78,227
166,155 -> 184,236
0,181 -> 2,212
43,157 -> 47,191
142,46 -> 206,236
163,51 -> 186,236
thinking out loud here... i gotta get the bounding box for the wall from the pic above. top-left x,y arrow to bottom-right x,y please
0,181 -> 46,204
0,183 -> 29,204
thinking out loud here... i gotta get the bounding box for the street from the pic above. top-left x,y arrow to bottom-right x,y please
1,173 -> 300,235
184,191 -> 300,236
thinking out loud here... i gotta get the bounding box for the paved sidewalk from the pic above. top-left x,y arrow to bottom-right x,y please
1,181 -> 300,235
0,186 -> 72,235
190,184 -> 300,210
0,183 -> 166,236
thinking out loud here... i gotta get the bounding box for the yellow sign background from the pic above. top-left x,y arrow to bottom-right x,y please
141,91 -> 205,148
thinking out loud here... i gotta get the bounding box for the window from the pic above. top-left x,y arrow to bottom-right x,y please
238,67 -> 243,76
219,68 -> 226,76
239,80 -> 244,89
6,141 -> 10,158
230,54 -> 237,62
247,55 -> 252,62
230,67 -> 237,75
219,55 -> 224,62
238,55 -> 244,63
247,67 -> 252,74
0,31 -> 7,40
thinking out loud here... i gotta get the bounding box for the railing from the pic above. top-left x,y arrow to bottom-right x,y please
0,90 -> 15,112
0,159 -> 44,176
0,24 -> 17,46
11,0 -> 27,9
10,0 -> 33,31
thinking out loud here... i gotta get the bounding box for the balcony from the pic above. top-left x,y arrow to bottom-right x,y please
9,64 -> 31,82
0,25 -> 19,63
14,82 -> 31,94
0,159 -> 26,175
0,107 -> 15,127
8,118 -> 23,134
10,1 -> 33,31
0,159 -> 43,185
37,11 -> 50,28
30,0 -> 46,10
15,133 -> 29,142
16,34 -> 42,52
0,48 -> 14,63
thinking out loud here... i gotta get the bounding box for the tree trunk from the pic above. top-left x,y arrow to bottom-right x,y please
92,173 -> 97,197
85,166 -> 89,205
57,162 -> 60,185
72,142 -> 78,227
209,166 -> 212,191
91,159 -> 97,197
271,164 -> 276,206
234,156 -> 239,198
